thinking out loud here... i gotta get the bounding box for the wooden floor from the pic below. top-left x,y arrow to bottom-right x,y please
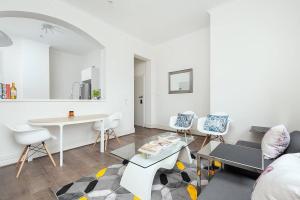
0,127 -> 204,200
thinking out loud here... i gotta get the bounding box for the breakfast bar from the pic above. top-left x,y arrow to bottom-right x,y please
29,114 -> 108,167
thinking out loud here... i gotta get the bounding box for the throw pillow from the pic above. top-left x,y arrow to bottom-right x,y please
261,125 -> 290,159
175,113 -> 194,128
252,153 -> 300,200
203,114 -> 229,133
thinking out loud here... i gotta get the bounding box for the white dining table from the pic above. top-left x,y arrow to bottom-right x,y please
28,114 -> 108,167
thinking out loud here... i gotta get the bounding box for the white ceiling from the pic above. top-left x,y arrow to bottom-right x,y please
0,17 -> 101,55
60,0 -> 231,44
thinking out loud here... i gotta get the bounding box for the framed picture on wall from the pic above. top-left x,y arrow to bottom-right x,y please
168,68 -> 193,94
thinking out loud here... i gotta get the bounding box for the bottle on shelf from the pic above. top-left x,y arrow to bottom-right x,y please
10,82 -> 17,99
6,84 -> 10,99
2,83 -> 6,99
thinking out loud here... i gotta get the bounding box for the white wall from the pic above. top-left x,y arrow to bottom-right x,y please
0,38 -> 23,96
50,48 -> 85,99
210,0 -> 300,142
153,28 -> 210,133
22,39 -> 50,99
0,0 -> 155,167
0,37 -> 49,99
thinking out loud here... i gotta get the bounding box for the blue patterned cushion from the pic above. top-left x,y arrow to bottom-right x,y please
175,113 -> 194,128
203,115 -> 229,133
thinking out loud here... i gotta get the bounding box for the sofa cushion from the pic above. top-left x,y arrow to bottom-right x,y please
285,131 -> 300,153
252,153 -> 300,200
261,125 -> 290,159
198,170 -> 255,200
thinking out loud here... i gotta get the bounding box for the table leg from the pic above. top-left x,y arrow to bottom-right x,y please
100,119 -> 104,153
208,159 -> 211,180
197,155 -> 202,194
59,125 -> 63,167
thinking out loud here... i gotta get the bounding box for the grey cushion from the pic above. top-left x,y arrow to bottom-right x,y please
285,131 -> 300,153
198,170 -> 255,200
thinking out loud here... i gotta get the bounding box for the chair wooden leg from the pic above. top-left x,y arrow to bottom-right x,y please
219,136 -> 225,143
112,129 -> 121,144
92,132 -> 100,149
16,146 -> 28,168
16,145 -> 30,179
201,135 -> 211,149
43,142 -> 56,167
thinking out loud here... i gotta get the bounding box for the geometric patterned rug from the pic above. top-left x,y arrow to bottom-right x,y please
55,154 -> 209,200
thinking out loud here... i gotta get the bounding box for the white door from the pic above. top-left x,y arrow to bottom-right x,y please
134,75 -> 144,126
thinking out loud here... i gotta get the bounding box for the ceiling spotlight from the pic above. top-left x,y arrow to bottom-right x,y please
0,30 -> 13,47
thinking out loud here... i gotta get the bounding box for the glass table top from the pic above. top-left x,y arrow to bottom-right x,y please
110,132 -> 194,168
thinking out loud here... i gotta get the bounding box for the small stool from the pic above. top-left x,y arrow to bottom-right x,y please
9,124 -> 56,178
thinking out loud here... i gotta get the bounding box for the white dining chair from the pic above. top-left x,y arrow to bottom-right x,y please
169,111 -> 198,138
197,113 -> 231,149
93,112 -> 122,150
8,124 -> 57,178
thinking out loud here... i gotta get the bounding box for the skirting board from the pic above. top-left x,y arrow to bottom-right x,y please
0,128 -> 135,167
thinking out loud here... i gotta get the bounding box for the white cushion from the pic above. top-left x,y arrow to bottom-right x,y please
252,153 -> 300,200
261,125 -> 290,159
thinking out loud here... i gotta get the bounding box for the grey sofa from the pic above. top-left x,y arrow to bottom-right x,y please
198,131 -> 300,200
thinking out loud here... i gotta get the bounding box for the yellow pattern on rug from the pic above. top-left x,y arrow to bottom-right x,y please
133,195 -> 141,200
79,196 -> 88,200
96,168 -> 107,179
176,161 -> 185,171
187,184 -> 197,200
214,160 -> 222,168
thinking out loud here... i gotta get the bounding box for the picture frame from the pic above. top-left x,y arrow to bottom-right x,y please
168,68 -> 193,94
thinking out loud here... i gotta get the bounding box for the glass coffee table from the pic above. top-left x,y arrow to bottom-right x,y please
197,141 -> 264,191
110,132 -> 194,200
